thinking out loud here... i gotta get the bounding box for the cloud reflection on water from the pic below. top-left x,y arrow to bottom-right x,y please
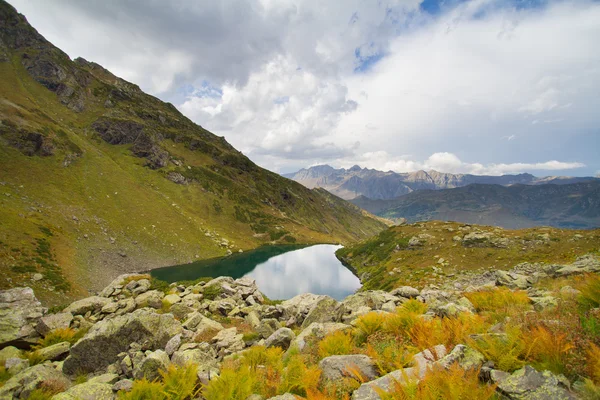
244,244 -> 360,300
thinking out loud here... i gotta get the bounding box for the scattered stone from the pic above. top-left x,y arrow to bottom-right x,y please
36,341 -> 70,361
0,346 -> 22,366
319,355 -> 379,383
0,287 -> 44,348
264,328 -> 295,350
390,286 -> 420,299
133,350 -> 170,381
491,365 -> 575,399
163,294 -> 181,305
36,312 -> 73,336
64,296 -> 113,316
52,381 -> 114,400
134,290 -> 164,309
112,379 -> 134,392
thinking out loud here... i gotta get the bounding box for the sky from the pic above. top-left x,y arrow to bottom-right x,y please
9,0 -> 600,177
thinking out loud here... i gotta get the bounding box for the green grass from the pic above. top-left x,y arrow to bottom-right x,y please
0,45 -> 387,305
338,221 -> 600,290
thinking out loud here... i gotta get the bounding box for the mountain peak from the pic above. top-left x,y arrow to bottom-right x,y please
349,164 -> 362,172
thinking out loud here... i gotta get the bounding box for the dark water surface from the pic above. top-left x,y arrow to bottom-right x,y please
151,244 -> 361,300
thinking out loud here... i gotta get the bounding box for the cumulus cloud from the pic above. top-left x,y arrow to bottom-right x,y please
9,0 -> 600,176
339,151 -> 585,176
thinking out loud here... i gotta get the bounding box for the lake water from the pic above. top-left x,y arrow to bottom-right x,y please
151,244 -> 361,300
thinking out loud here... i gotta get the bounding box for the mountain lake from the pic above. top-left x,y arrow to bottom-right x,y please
151,244 -> 361,300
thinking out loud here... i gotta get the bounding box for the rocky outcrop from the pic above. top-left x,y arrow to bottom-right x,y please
490,365 -> 575,400
0,364 -> 70,399
0,287 -> 44,348
63,309 -> 182,375
91,118 -> 169,169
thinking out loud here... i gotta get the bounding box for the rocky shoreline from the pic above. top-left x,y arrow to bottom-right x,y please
1,252 -> 599,399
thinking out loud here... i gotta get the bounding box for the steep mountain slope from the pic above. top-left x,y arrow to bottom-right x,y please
284,164 -> 599,200
350,182 -> 600,229
0,1 -> 386,304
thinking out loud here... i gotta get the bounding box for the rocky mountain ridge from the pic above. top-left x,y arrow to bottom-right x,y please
350,181 -> 600,229
0,1 -> 385,304
284,164 -> 599,200
1,248 -> 598,399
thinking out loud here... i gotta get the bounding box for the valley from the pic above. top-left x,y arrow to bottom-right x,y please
0,1 -> 386,304
1,1 -> 600,399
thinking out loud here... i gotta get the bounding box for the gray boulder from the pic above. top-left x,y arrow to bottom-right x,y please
319,355 -> 379,383
171,344 -> 217,372
0,287 -> 44,348
264,328 -> 295,350
496,271 -> 532,290
390,286 -> 420,299
301,296 -> 343,328
352,367 -> 418,400
36,341 -> 70,361
63,308 -> 182,374
211,327 -> 244,355
267,394 -> 297,400
64,296 -> 112,316
112,379 -> 133,392
133,349 -> 169,381
491,365 -> 575,399
0,364 -> 70,399
289,322 -> 351,352
36,312 -> 73,336
134,290 -> 164,309
0,346 -> 22,365
52,381 -> 114,400
182,312 -> 223,335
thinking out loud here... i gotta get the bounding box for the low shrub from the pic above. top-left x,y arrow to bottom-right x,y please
203,285 -> 222,301
587,343 -> 600,384
365,335 -> 414,374
119,379 -> 166,400
119,363 -> 198,400
355,312 -> 387,342
202,366 -> 257,400
578,274 -> 600,312
469,326 -> 529,372
525,325 -> 573,375
38,328 -> 77,347
465,287 -> 530,322
378,363 -> 496,400
161,363 -> 198,399
318,331 -> 354,358
240,345 -> 283,370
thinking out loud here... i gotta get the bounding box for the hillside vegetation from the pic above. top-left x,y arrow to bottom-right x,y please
337,221 -> 600,291
350,182 -> 600,229
0,1 -> 385,305
2,251 -> 600,399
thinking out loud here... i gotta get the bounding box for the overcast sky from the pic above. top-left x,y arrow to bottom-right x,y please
9,0 -> 600,176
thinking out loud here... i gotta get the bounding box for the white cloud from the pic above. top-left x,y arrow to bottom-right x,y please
338,151 -> 585,176
9,0 -> 600,176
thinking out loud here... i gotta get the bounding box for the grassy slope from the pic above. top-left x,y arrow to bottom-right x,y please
337,221 -> 600,291
0,7 -> 386,304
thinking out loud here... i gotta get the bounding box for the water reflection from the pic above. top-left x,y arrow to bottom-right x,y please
151,244 -> 361,300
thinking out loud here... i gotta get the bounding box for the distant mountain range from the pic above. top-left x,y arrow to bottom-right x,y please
350,181 -> 600,229
283,165 -> 599,200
